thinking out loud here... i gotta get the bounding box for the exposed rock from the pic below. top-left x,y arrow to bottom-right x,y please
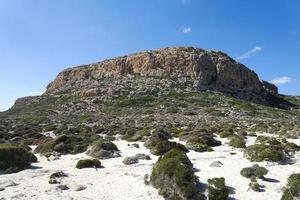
262,80 -> 278,94
209,161 -> 223,168
56,184 -> 69,191
86,141 -> 121,159
76,159 -> 102,169
74,184 -> 87,191
133,153 -> 151,160
123,157 -> 139,165
123,153 -> 151,165
45,47 -> 278,105
0,180 -> 18,188
49,171 -> 68,184
132,143 -> 140,148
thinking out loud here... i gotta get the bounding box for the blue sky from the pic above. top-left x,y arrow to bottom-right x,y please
0,0 -> 299,111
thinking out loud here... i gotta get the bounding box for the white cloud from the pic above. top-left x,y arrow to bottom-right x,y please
270,76 -> 293,85
237,46 -> 262,60
182,27 -> 192,34
0,103 -> 13,112
30,91 -> 43,96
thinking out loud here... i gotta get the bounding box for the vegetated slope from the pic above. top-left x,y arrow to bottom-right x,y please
0,46 -> 299,143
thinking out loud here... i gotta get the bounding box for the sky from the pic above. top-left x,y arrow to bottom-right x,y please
0,0 -> 299,111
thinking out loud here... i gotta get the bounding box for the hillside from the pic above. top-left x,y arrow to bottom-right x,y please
0,47 -> 300,200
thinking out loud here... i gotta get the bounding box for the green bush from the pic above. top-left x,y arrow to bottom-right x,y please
76,159 -> 102,169
229,135 -> 246,148
145,129 -> 187,155
185,132 -> 221,152
34,134 -> 97,155
207,177 -> 228,200
249,181 -> 261,192
240,164 -> 268,179
151,149 -> 202,200
150,140 -> 188,156
0,143 -> 37,173
244,143 -> 286,162
245,137 -> 300,162
281,173 -> 300,200
219,128 -> 235,138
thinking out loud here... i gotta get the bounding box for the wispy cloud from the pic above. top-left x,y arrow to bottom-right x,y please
30,91 -> 43,96
0,103 -> 13,112
237,46 -> 262,60
182,27 -> 192,34
270,76 -> 293,85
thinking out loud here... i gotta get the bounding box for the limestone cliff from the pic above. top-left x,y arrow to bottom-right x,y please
45,46 -> 277,102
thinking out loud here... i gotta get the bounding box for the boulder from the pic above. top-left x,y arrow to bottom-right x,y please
86,141 -> 121,159
123,157 -> 139,165
76,159 -> 102,169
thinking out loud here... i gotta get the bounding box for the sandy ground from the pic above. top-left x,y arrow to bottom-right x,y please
187,133 -> 300,200
0,133 -> 300,200
0,140 -> 162,200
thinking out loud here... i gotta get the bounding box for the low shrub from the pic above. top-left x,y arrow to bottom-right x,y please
249,181 -> 261,192
240,164 -> 268,179
185,132 -> 221,152
207,177 -> 229,200
145,129 -> 188,155
228,135 -> 246,148
281,173 -> 300,200
0,143 -> 37,173
244,136 -> 300,162
34,134 -> 95,155
150,149 -> 202,200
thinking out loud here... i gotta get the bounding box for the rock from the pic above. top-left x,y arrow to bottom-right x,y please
133,153 -> 151,160
45,46 -> 279,106
0,188 -> 4,192
86,141 -> 120,159
123,157 -> 139,165
0,180 -> 18,188
57,184 -> 69,191
74,184 -> 87,191
209,161 -> 223,168
49,171 -> 68,184
76,159 -> 102,169
132,143 -> 140,148
53,142 -> 66,152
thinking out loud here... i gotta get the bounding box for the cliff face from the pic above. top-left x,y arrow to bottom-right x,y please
45,46 -> 277,101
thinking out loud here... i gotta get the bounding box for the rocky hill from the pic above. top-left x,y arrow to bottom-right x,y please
45,47 -> 278,105
1,46 -> 300,200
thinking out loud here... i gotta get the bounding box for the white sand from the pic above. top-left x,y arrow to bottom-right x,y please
1,134 -> 300,200
186,134 -> 300,200
0,140 -> 163,200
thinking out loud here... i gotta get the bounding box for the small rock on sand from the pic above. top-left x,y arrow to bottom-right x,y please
74,184 -> 87,191
209,161 -> 224,167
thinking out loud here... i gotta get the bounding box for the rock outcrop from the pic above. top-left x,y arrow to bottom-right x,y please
45,47 -> 277,103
